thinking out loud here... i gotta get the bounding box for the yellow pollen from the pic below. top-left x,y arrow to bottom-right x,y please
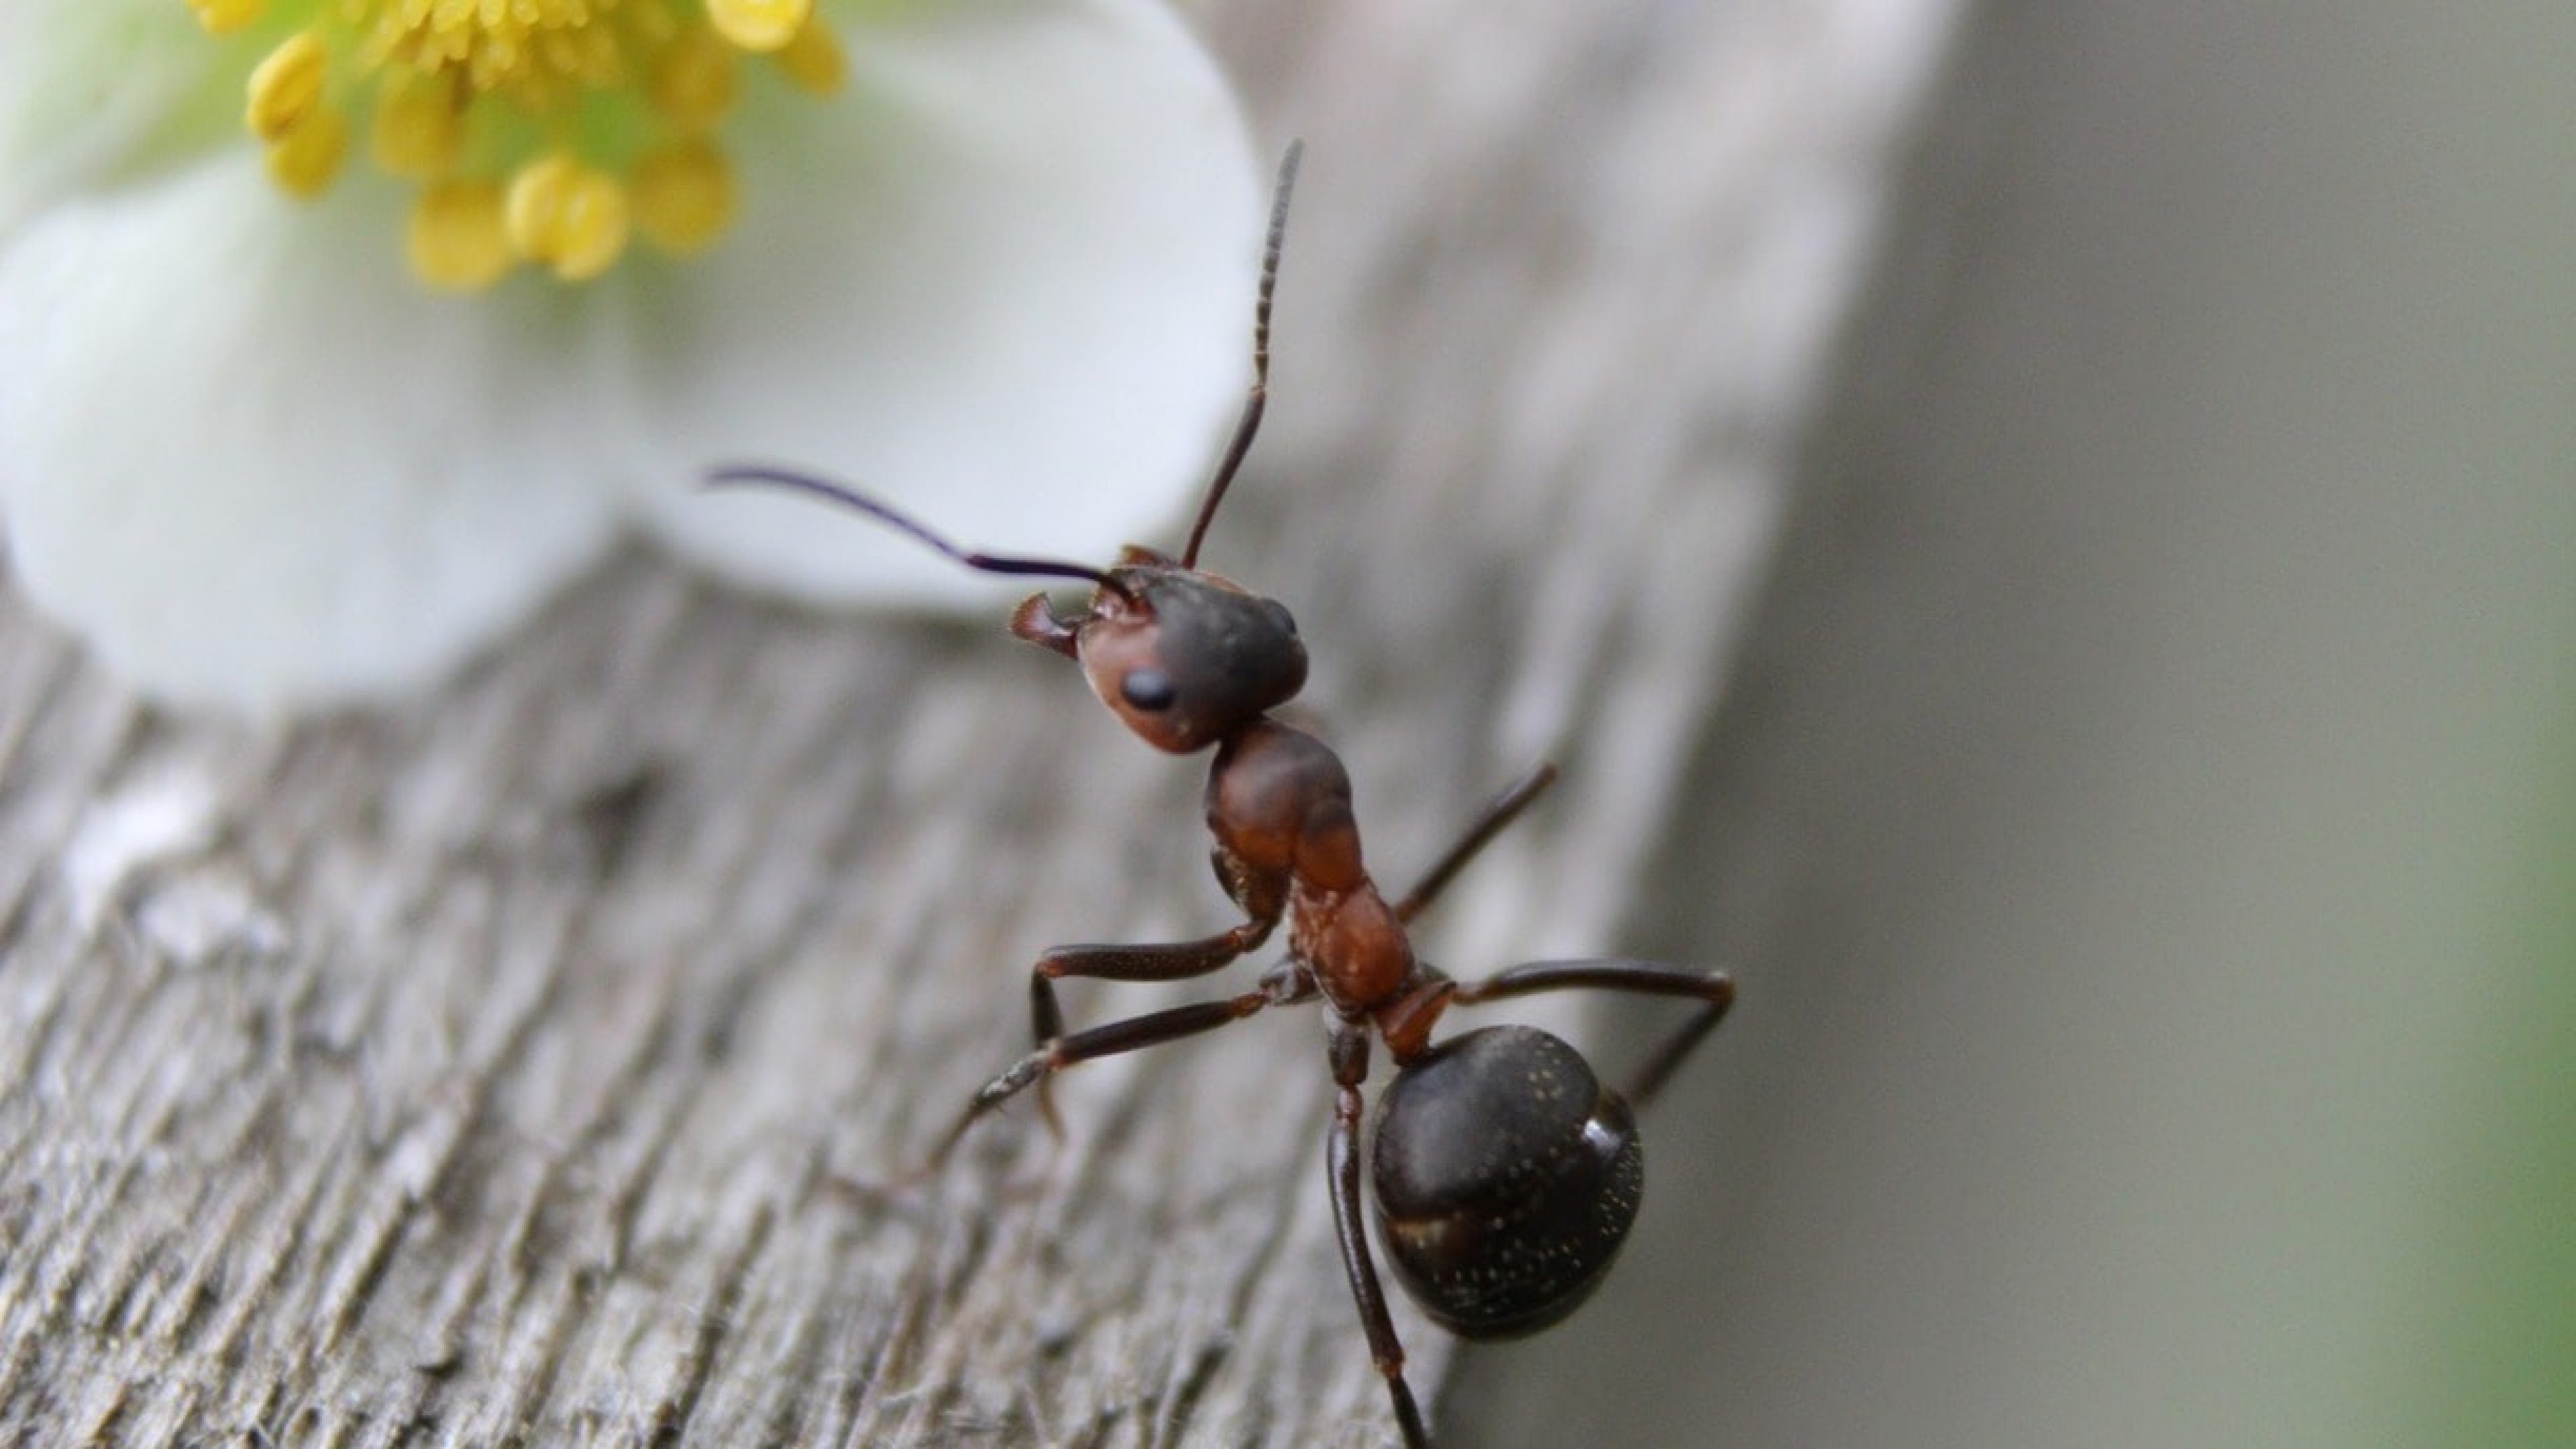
189,0 -> 266,36
370,72 -> 466,179
213,0 -> 836,285
633,139 -> 737,256
264,105 -> 350,197
772,16 -> 847,95
265,108 -> 349,198
649,23 -> 740,130
246,31 -> 332,142
410,180 -> 517,290
704,0 -> 814,54
506,154 -> 632,282
362,0 -> 628,98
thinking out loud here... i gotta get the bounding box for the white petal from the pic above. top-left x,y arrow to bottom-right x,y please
0,0 -> 220,233
0,160 -> 630,712
626,0 -> 1263,606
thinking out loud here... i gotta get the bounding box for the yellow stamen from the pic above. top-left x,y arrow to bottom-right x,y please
410,180 -> 517,291
505,154 -> 580,256
265,109 -> 349,198
704,0 -> 813,54
506,154 -> 632,282
189,0 -> 266,37
649,23 -> 740,131
246,32 -> 332,143
550,174 -> 633,282
772,16 -> 847,96
214,0 -> 839,284
371,72 -> 466,180
633,140 -> 738,256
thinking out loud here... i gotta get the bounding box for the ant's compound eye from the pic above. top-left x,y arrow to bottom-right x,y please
1121,667 -> 1179,712
1263,599 -> 1298,637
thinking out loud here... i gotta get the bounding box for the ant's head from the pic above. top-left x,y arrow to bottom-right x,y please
1023,546 -> 1306,753
710,144 -> 1311,754
701,466 -> 1310,757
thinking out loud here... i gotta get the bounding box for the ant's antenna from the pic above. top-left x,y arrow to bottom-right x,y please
1181,140 -> 1303,570
707,466 -> 1138,602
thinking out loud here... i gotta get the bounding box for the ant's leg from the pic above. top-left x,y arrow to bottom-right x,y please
1393,761 -> 1560,924
915,987 -> 1273,1177
1027,921 -> 1276,1132
1031,924 -> 1277,1037
1450,959 -> 1735,1109
1323,1020 -> 1431,1449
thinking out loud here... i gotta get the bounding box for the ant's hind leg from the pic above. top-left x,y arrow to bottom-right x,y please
1449,959 -> 1735,1108
1323,1022 -> 1432,1449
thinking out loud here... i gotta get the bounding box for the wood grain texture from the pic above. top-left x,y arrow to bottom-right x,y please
0,2 -> 1957,1444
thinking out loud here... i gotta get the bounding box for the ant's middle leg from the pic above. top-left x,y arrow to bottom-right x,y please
1450,958 -> 1735,1108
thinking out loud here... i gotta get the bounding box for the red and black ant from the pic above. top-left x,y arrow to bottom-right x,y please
712,144 -> 1733,1449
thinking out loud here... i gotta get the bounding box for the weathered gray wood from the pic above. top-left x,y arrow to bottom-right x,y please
0,3 -> 1958,1445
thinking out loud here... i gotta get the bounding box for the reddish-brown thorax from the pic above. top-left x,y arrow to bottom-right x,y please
1032,567 -> 1454,1063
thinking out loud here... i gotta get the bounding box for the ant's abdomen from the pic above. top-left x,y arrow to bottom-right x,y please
1368,1025 -> 1644,1340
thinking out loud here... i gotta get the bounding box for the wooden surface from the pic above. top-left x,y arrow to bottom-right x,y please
0,3 -> 1958,1444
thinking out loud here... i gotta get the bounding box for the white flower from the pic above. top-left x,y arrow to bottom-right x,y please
0,0 -> 1262,712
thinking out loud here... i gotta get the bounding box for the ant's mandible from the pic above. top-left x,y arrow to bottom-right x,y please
711,143 -> 1734,1449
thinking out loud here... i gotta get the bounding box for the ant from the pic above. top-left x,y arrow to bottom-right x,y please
712,143 -> 1733,1449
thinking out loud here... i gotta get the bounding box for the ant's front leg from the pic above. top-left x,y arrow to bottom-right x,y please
1393,761 -> 1558,925
913,986 -> 1278,1177
1026,920 -> 1276,1132
1024,850 -> 1287,1133
1029,920 -> 1278,1042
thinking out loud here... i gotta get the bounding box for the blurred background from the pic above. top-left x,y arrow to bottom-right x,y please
1436,4 -> 2576,1446
5,3 -> 2562,1445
